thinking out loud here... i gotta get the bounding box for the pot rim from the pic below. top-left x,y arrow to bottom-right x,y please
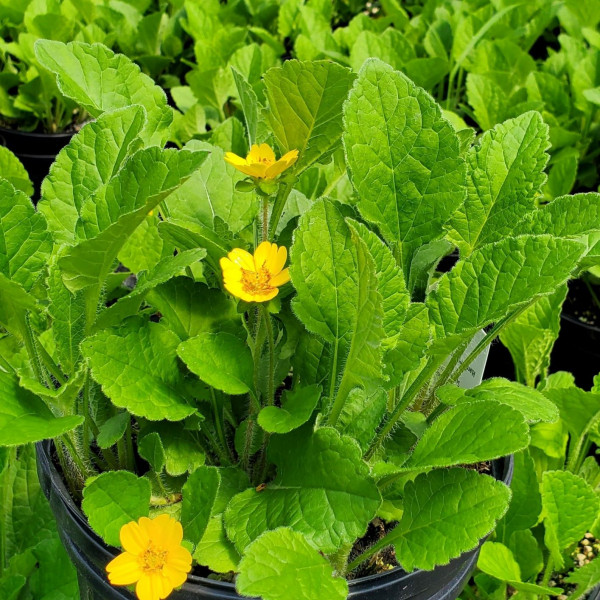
37,440 -> 514,596
561,311 -> 600,333
0,124 -> 75,139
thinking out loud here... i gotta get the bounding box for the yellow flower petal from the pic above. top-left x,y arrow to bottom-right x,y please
267,245 -> 287,275
163,564 -> 188,588
254,241 -> 274,270
165,546 -> 192,574
136,572 -> 173,600
248,143 -> 275,163
146,514 -> 182,548
281,149 -> 299,164
228,248 -> 255,271
107,553 -> 143,585
120,520 -> 150,555
269,268 -> 290,287
264,160 -> 290,179
223,152 -> 247,167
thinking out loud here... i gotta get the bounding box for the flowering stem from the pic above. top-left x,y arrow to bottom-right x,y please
262,305 -> 275,407
262,196 -> 269,242
267,182 -> 293,240
210,388 -> 234,465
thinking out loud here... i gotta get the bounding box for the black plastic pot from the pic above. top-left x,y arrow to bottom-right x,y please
0,126 -> 72,200
550,313 -> 600,390
36,441 -> 513,600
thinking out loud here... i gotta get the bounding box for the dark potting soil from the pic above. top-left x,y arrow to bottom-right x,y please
0,116 -> 86,135
563,279 -> 600,328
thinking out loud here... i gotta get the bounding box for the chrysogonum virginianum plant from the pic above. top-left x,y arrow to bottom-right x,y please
463,370 -> 600,600
3,40 -> 600,600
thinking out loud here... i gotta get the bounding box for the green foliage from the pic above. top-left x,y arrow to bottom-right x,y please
1,36 -> 598,600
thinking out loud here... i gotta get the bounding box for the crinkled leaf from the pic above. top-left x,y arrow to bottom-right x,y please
231,67 -> 262,146
428,235 -> 585,354
224,426 -> 381,554
264,60 -> 355,172
82,318 -> 195,421
177,332 -> 254,396
565,556 -> 600,600
337,388 -> 387,453
542,471 -> 600,569
499,286 -> 567,387
96,412 -> 130,450
478,542 -> 561,595
437,379 -> 559,423
147,278 -> 238,341
0,179 -> 51,291
79,147 -> 207,238
236,528 -> 348,600
0,147 -> 32,196
81,471 -> 151,547
38,106 -> 145,245
389,468 -> 510,571
347,219 -> 409,344
0,371 -> 83,446
163,143 -> 258,236
406,401 -> 529,469
446,112 -> 549,255
0,273 -> 38,340
258,384 -> 321,434
35,40 -> 172,146
343,58 -> 465,273
193,516 -> 240,573
496,450 -> 542,541
182,466 -> 220,545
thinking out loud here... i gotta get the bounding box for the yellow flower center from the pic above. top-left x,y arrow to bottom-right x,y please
241,265 -> 274,296
140,545 -> 168,573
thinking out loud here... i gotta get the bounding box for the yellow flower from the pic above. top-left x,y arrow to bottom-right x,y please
224,143 -> 298,180
106,514 -> 192,600
220,241 -> 290,303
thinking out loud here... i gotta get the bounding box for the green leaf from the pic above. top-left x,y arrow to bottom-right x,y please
508,529 -> 544,583
47,256 -> 86,375
34,40 -> 172,146
193,516 -> 240,573
96,412 -> 130,450
0,147 -> 33,196
82,318 -> 195,421
514,193 -> 600,270
224,426 -> 381,554
428,235 -> 585,354
236,528 -> 348,600
57,174 -> 199,293
389,468 -> 510,571
478,542 -> 561,595
347,219 -> 409,344
565,556 -> 600,600
38,106 -> 145,245
79,147 -> 207,238
231,67 -> 262,146
496,450 -> 542,541
0,371 -> 83,446
408,239 -> 454,301
499,286 -> 567,387
258,385 -> 321,434
264,60 -> 355,172
164,142 -> 258,236
138,421 -> 205,477
0,178 -> 52,291
182,466 -> 220,544
147,278 -> 238,341
337,388 -> 387,453
0,274 -> 37,340
82,471 -> 151,547
28,537 -> 80,600
542,471 -> 600,568
405,401 -> 529,469
437,379 -> 559,423
177,332 -> 254,396
343,58 -> 465,274
446,112 -> 549,255
543,387 -> 600,442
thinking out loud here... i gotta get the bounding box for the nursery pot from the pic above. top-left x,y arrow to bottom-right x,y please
0,126 -> 72,200
36,441 -> 513,600
550,313 -> 600,390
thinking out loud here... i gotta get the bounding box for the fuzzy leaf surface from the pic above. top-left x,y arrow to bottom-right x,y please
236,528 -> 348,600
224,426 -> 381,554
343,58 -> 465,272
82,319 -> 195,421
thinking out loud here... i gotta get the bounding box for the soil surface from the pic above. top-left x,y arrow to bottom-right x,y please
563,279 -> 600,328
